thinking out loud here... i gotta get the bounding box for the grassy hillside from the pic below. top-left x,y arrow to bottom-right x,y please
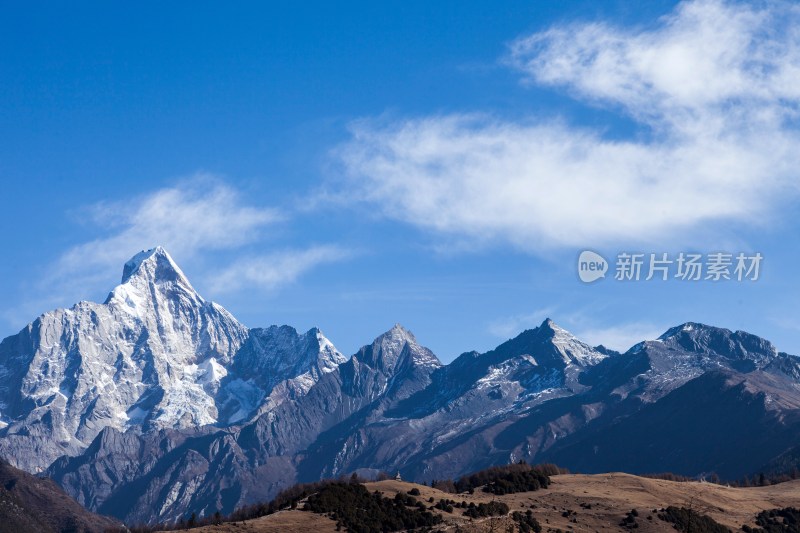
169,472 -> 800,533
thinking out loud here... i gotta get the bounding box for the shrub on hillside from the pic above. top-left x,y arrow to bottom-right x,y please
513,510 -> 542,533
743,507 -> 800,533
463,501 -> 509,519
657,506 -> 730,533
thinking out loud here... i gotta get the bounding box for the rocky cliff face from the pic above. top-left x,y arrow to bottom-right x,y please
0,247 -> 340,472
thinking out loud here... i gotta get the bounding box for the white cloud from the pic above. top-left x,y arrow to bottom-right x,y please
488,308 -> 555,339
488,307 -> 662,352
573,322 -> 664,353
49,177 -> 281,292
509,0 -> 800,124
337,0 -> 800,251
4,177 -> 351,328
207,245 -> 352,293
0,177 -> 287,328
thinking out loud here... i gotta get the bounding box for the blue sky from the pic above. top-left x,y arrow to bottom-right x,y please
2,0 -> 800,360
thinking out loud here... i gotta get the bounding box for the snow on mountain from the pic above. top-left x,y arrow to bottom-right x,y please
38,303 -> 800,525
5,247 -> 800,525
356,324 -> 441,374
607,322 -> 785,403
657,322 -> 778,363
224,325 -> 347,421
546,319 -> 609,367
442,319 -> 607,401
0,247 -> 344,471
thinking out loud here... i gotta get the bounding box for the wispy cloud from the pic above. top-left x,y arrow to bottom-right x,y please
207,245 -> 352,293
2,177 -> 352,329
48,176 -> 281,293
488,306 -> 662,351
488,307 -> 555,339
508,0 -> 800,124
573,322 -> 664,352
336,0 -> 800,251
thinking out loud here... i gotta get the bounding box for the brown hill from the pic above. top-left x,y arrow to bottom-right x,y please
0,460 -> 121,533
182,473 -> 800,532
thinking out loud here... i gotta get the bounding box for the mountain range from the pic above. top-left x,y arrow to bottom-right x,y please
0,247 -> 798,525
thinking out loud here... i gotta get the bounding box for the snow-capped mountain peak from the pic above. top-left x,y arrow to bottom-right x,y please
121,246 -> 190,285
234,325 -> 346,380
657,321 -> 705,341
106,246 -> 204,316
386,323 -> 416,342
355,324 -> 441,374
311,326 -> 349,373
656,321 -> 778,364
538,319 -> 608,367
0,247 -> 357,471
0,247 -> 252,470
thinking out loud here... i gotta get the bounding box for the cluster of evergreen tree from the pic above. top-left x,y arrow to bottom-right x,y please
463,501 -> 510,519
657,506 -> 731,533
128,463 -> 562,531
743,507 -> 800,533
433,498 -> 455,513
430,479 -> 457,493
512,510 -> 542,533
303,482 -> 443,532
737,471 -> 800,487
224,477 -> 340,523
453,461 -> 553,495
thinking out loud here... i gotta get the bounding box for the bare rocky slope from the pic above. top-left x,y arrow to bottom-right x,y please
0,459 -> 121,533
